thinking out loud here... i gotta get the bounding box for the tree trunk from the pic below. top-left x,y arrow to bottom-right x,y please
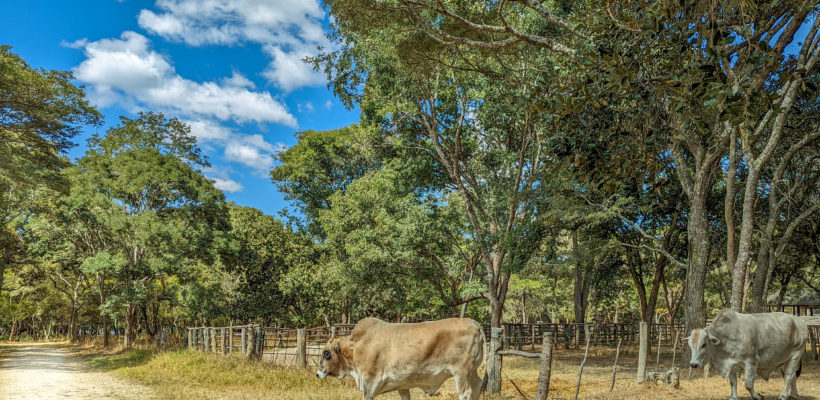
572,231 -> 590,324
683,188 -> 710,365
730,166 -> 763,311
68,305 -> 78,342
103,314 -> 110,347
748,239 -> 772,312
725,132 -> 739,309
9,317 -> 17,341
125,303 -> 138,348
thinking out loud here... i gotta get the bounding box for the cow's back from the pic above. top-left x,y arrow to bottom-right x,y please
710,309 -> 808,377
348,318 -> 484,383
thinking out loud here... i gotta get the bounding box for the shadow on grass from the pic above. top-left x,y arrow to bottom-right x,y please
87,349 -> 158,372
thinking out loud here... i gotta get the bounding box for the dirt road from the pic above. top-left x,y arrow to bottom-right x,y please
0,343 -> 154,400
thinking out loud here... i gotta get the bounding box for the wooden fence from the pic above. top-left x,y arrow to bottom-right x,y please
185,322 -> 819,399
809,325 -> 819,360
186,324 -> 357,366
186,322 -> 682,359
482,322 -> 685,350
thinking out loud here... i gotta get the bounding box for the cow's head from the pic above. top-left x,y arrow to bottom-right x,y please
685,328 -> 720,368
316,337 -> 350,379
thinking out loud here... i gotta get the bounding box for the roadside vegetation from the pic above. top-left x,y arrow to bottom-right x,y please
79,344 -> 820,400
2,2 -> 819,398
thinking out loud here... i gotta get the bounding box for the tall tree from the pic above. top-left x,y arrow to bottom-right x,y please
0,45 -> 100,293
75,112 -> 228,347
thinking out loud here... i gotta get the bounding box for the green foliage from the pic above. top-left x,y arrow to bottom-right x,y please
0,45 -> 101,188
271,125 -> 380,236
222,204 -> 324,325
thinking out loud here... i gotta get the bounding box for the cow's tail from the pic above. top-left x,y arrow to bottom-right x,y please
480,328 -> 488,394
472,320 -> 488,394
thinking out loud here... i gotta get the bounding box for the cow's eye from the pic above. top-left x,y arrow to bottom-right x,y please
323,350 -> 331,360
701,343 -> 707,349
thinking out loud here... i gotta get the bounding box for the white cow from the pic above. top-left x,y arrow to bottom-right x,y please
687,308 -> 808,400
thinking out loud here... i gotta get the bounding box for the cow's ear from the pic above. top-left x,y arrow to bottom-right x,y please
707,333 -> 720,346
341,345 -> 352,360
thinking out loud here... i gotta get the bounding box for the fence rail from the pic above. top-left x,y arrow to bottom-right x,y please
481,322 -> 684,350
184,322 -> 820,400
186,321 -> 684,367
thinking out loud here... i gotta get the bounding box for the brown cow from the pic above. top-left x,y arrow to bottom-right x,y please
316,317 -> 485,400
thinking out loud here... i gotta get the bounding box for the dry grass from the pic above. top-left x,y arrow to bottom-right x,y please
81,343 -> 820,400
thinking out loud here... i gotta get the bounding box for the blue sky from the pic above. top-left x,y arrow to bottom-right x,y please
0,0 -> 359,216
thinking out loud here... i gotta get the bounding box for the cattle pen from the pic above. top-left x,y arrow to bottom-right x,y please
185,320 -> 820,400
184,322 -> 686,364
184,322 -> 820,381
183,321 -> 820,399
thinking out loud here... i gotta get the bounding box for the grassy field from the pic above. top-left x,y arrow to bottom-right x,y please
80,344 -> 820,399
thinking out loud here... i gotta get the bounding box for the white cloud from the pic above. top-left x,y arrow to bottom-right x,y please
60,38 -> 88,49
297,101 -> 314,114
204,167 -> 245,193
225,142 -> 273,171
223,135 -> 286,173
212,177 -> 244,193
263,46 -> 325,92
324,99 -> 333,110
185,119 -> 232,142
74,31 -> 297,127
137,0 -> 329,91
189,119 -> 286,176
221,71 -> 255,89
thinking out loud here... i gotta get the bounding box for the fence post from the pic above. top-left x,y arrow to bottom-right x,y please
535,332 -> 553,400
203,327 -> 211,352
228,326 -> 233,354
809,327 -> 817,360
222,328 -> 228,355
211,328 -> 217,353
574,328 -> 591,400
488,327 -> 503,393
160,329 -> 167,351
637,321 -> 648,383
575,324 -> 581,349
610,338 -> 622,392
241,327 -> 247,355
255,325 -> 263,360
246,326 -> 256,358
330,326 -> 337,339
531,325 -> 537,351
297,328 -> 307,368
187,328 -> 193,349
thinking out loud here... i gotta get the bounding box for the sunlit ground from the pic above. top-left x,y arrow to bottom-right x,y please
78,343 -> 820,399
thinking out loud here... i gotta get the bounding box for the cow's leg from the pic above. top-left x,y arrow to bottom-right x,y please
779,356 -> 801,400
728,372 -> 739,400
360,382 -> 377,400
743,362 -> 762,400
454,371 -> 477,400
398,389 -> 411,400
467,369 -> 483,400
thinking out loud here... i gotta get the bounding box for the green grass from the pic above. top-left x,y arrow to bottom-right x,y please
87,349 -> 366,400
90,349 -> 155,370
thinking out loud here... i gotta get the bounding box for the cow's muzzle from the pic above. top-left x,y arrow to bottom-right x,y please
316,370 -> 327,379
689,362 -> 700,368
